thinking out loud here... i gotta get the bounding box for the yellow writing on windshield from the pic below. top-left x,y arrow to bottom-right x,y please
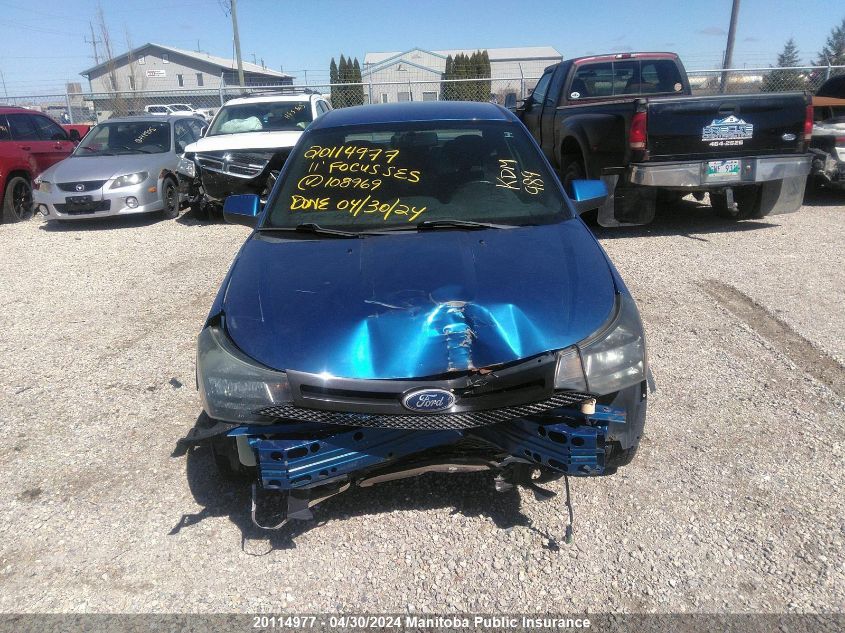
290,195 -> 426,222
304,145 -> 400,163
496,159 -> 545,195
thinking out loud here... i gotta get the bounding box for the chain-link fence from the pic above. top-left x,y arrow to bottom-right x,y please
686,65 -> 843,95
4,65 -> 844,124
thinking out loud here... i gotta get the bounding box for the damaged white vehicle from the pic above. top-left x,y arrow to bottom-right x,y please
810,75 -> 845,188
178,92 -> 332,219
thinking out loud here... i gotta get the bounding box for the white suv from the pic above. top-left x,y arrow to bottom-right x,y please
180,92 -> 331,219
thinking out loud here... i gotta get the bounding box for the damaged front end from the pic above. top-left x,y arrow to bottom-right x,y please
191,290 -> 648,531
810,121 -> 845,187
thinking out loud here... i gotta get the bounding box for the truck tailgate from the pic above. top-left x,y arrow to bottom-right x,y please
645,93 -> 808,161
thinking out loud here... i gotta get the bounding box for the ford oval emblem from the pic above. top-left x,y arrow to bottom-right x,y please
402,388 -> 456,413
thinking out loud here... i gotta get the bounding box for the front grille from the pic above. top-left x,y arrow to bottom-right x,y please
54,200 -> 111,214
57,180 -> 107,192
196,152 -> 270,179
255,391 -> 593,430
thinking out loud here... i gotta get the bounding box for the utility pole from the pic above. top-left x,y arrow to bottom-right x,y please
720,0 -> 740,94
0,69 -> 7,98
85,21 -> 102,65
229,0 -> 245,87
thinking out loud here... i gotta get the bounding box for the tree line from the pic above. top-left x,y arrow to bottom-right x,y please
442,51 -> 492,101
328,49 -> 494,108
330,55 -> 365,107
763,16 -> 845,92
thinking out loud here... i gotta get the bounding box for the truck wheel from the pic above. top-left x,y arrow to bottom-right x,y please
560,159 -> 586,196
161,178 -> 180,219
210,435 -> 254,482
710,186 -> 765,220
2,176 -> 33,223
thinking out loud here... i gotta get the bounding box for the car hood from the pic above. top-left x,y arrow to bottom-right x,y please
185,131 -> 303,153
41,154 -> 169,183
221,220 -> 618,380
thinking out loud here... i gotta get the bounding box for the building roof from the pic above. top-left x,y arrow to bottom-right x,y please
364,46 -> 562,66
311,101 -> 513,131
80,43 -> 291,78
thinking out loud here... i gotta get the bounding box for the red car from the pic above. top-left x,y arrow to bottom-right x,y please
1,106 -> 75,223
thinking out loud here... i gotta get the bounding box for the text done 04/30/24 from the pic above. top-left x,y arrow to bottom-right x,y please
290,194 -> 427,222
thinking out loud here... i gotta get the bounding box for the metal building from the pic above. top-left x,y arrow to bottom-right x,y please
80,43 -> 292,93
361,46 -> 562,103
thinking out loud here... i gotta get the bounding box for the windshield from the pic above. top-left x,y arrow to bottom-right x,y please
208,101 -> 313,135
74,121 -> 171,156
169,104 -> 192,111
264,120 -> 569,231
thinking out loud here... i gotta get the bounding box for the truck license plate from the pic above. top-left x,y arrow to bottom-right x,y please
706,159 -> 741,180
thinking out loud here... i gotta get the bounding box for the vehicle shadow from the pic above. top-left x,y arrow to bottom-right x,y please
802,184 -> 845,207
170,435 -> 563,552
586,197 -> 779,241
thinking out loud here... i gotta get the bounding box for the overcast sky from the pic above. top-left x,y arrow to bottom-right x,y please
0,0 -> 840,96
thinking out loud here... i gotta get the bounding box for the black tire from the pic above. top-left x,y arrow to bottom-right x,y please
560,158 -> 586,196
161,178 -> 179,219
709,185 -> 765,220
2,176 -> 33,223
190,197 -> 210,221
210,435 -> 254,482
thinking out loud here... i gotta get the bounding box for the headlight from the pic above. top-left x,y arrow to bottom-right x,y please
197,324 -> 292,423
554,293 -> 646,394
110,171 -> 148,189
35,179 -> 52,193
176,155 -> 196,178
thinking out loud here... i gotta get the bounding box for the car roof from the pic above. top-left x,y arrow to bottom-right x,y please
97,114 -> 202,124
571,52 -> 680,65
310,101 -> 514,131
0,106 -> 53,116
223,93 -> 320,106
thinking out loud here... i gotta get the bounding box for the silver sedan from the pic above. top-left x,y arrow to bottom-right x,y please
33,115 -> 205,222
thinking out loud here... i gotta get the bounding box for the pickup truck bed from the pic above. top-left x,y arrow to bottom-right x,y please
516,52 -> 813,226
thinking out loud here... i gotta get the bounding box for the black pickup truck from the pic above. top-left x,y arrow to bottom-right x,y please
513,52 -> 814,226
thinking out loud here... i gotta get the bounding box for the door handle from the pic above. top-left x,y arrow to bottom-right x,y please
54,143 -> 64,149
19,145 -> 31,151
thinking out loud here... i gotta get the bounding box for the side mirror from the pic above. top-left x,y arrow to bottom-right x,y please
504,93 -> 517,110
68,129 -> 81,143
200,125 -> 209,137
570,179 -> 608,215
223,194 -> 261,227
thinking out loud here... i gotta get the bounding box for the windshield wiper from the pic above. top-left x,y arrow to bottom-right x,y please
380,219 -> 514,232
418,219 -> 513,230
256,223 -> 361,238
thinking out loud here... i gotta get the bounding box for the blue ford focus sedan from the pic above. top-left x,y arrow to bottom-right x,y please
191,101 -> 648,529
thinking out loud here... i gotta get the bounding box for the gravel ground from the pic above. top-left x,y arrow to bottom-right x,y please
0,193 -> 843,614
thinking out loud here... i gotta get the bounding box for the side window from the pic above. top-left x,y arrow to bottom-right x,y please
569,63 -> 613,99
529,71 -> 553,106
641,60 -> 684,94
187,119 -> 205,140
174,120 -> 194,152
0,116 -> 10,141
32,115 -> 68,141
6,114 -> 40,141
